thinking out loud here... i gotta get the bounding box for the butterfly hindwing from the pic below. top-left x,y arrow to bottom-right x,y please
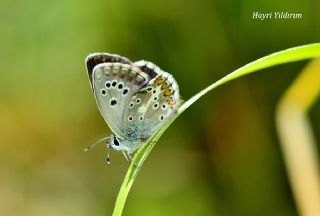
123,63 -> 181,140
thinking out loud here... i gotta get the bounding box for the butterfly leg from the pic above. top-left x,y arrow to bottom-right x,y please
121,150 -> 141,168
126,152 -> 141,169
122,151 -> 135,164
127,153 -> 134,162
122,151 -> 130,162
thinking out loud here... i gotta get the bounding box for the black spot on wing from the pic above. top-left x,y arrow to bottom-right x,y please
110,99 -> 117,106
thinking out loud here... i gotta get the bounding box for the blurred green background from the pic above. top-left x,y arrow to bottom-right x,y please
0,0 -> 319,215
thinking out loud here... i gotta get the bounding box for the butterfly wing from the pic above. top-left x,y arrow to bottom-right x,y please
123,61 -> 181,140
86,54 -> 181,146
86,53 -> 132,89
91,62 -> 151,138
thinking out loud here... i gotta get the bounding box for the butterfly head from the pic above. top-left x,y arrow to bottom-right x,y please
107,133 -> 140,155
107,133 -> 122,151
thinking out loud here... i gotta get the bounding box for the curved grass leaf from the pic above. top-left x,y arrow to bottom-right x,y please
112,43 -> 320,216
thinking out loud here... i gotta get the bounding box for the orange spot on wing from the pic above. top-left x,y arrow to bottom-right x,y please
163,89 -> 173,96
167,99 -> 175,107
161,82 -> 170,89
154,76 -> 165,85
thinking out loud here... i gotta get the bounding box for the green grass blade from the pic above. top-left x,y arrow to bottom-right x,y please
112,43 -> 320,216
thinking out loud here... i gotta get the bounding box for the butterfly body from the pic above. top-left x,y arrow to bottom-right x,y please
86,53 -> 181,156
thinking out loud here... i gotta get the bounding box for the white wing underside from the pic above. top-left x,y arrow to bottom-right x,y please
89,56 -> 181,145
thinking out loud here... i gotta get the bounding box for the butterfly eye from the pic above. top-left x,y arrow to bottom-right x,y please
113,136 -> 120,146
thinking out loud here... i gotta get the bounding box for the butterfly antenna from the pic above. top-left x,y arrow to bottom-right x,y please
84,137 -> 109,152
106,148 -> 111,165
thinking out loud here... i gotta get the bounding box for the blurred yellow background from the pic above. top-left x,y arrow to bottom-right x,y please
0,0 -> 319,215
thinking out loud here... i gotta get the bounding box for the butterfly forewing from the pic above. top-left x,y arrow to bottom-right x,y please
92,63 -> 149,138
86,53 -> 132,89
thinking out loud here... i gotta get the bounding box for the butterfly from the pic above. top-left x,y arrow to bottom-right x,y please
85,53 -> 181,162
